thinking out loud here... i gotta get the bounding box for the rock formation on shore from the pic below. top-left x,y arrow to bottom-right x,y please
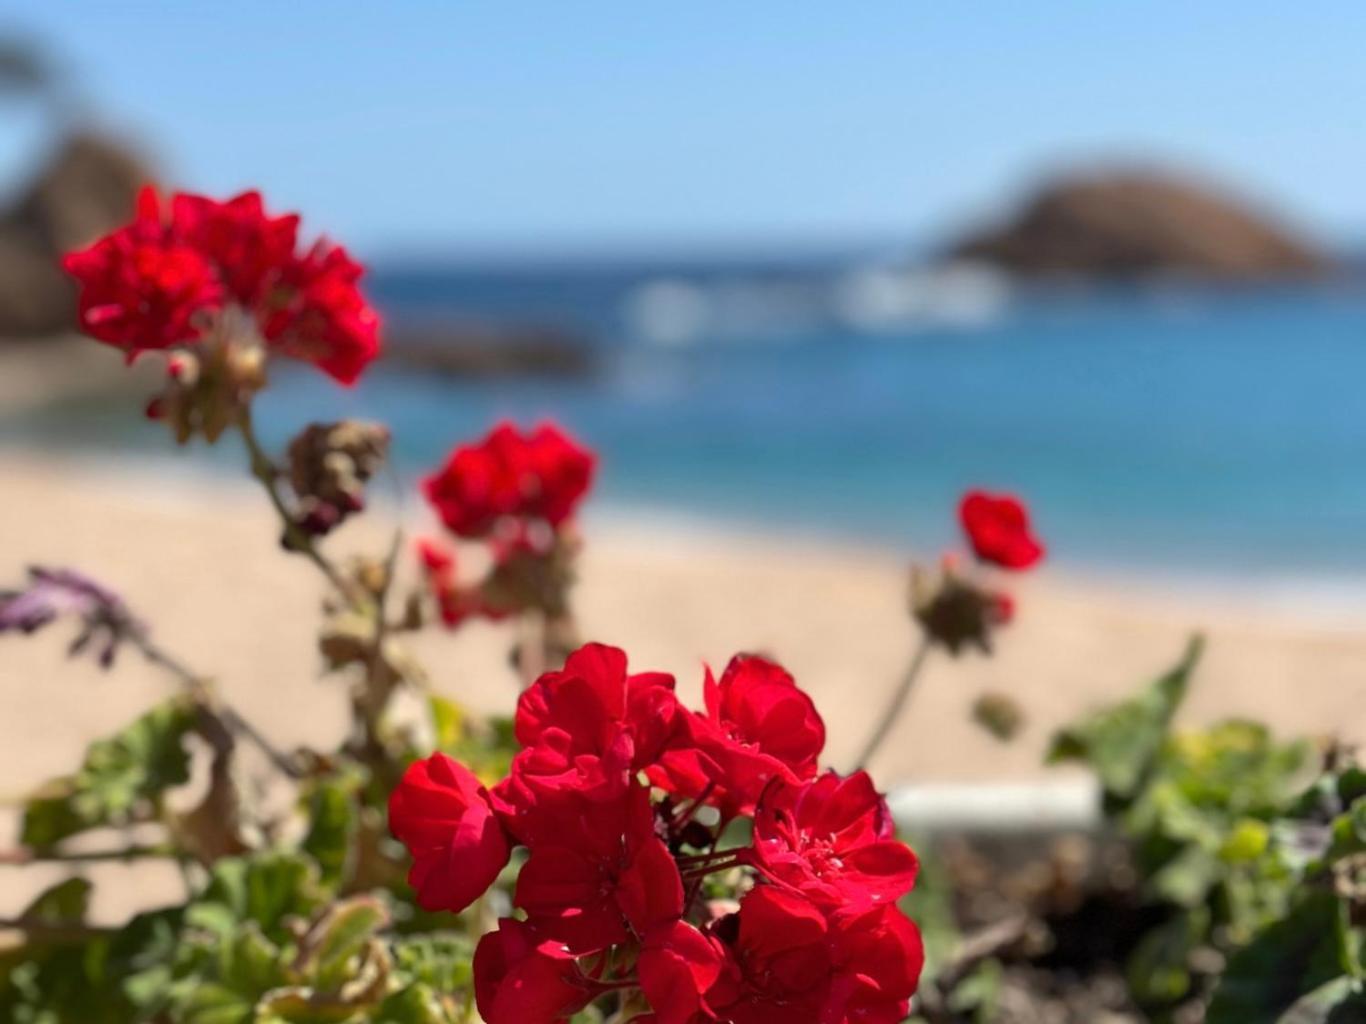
0,133 -> 148,338
948,168 -> 1331,280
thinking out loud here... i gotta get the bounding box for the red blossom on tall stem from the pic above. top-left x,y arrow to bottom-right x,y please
62,185 -> 382,385
258,239 -> 381,386
422,421 -> 596,540
958,489 -> 1045,570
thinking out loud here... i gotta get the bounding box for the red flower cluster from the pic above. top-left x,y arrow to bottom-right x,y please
388,643 -> 923,1023
958,490 -> 1045,570
62,187 -> 380,384
416,421 -> 596,629
423,422 -> 595,541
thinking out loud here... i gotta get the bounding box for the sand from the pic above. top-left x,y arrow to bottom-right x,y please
3,445 -> 1366,918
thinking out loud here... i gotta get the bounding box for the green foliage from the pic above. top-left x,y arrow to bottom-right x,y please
428,693 -> 517,783
1047,635 -> 1202,801
1047,637 -> 1366,1020
21,697 -> 198,849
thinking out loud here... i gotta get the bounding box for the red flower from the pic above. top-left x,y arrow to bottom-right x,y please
514,642 -> 682,772
387,753 -> 511,913
753,770 -> 919,911
473,919 -> 603,1024
653,655 -> 825,818
523,423 -> 597,528
422,422 -> 596,539
827,902 -> 926,1022
62,186 -> 223,356
639,887 -> 923,1024
171,190 -> 298,306
958,490 -> 1044,570
415,537 -> 485,628
639,920 -> 733,1024
259,239 -> 381,386
513,780 -> 683,953
65,186 -> 380,385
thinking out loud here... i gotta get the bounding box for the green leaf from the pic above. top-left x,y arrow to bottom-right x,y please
1207,891 -> 1348,1023
375,984 -> 461,1024
188,852 -> 325,945
1277,977 -> 1366,1023
21,698 -> 197,849
390,933 -> 474,995
18,877 -> 92,925
1150,844 -> 1223,908
1125,908 -> 1208,1006
302,775 -> 360,888
1047,636 -> 1202,802
1220,818 -> 1272,864
428,694 -> 465,752
294,897 -> 390,992
175,981 -> 258,1024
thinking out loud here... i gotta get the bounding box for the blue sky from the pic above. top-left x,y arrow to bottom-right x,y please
2,3 -> 1363,255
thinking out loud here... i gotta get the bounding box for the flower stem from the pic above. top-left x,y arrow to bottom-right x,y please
237,406 -> 354,601
124,627 -> 301,779
853,635 -> 932,772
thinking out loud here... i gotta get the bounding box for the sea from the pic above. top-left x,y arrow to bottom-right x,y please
9,254 -> 1366,589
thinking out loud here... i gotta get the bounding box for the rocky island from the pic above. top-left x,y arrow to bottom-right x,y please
948,168 -> 1332,281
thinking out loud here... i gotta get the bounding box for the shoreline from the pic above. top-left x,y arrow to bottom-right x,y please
7,441 -> 1366,621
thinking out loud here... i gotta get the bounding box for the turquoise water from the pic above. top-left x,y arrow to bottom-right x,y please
10,268 -> 1366,580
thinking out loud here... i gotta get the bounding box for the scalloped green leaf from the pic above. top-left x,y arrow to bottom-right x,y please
21,698 -> 197,849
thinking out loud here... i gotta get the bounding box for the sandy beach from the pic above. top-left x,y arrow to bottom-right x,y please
2,444 -> 1366,921
4,445 -> 1366,792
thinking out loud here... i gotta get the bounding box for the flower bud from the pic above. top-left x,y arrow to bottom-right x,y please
910,561 -> 1014,656
286,420 -> 390,538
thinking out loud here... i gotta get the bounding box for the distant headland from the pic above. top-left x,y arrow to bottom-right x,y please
945,167 -> 1332,281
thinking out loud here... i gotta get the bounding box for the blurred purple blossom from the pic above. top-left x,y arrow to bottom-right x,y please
0,567 -> 146,668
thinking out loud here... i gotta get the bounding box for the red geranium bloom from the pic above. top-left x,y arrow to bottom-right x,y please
653,654 -> 825,818
473,918 -> 604,1024
62,186 -> 223,356
387,752 -> 511,913
515,642 -> 682,772
523,423 -> 597,527
958,490 -> 1044,570
639,887 -> 923,1024
513,780 -> 683,953
258,239 -> 381,386
753,770 -> 919,911
171,190 -> 299,306
639,920 -> 735,1024
414,537 -> 487,628
422,422 -> 596,539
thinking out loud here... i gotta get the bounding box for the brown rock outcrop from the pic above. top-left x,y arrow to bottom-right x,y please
949,169 -> 1331,280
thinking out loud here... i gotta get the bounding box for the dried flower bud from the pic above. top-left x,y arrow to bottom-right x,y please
287,420 -> 390,538
910,562 -> 1013,656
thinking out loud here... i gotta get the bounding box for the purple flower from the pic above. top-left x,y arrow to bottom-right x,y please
0,567 -> 145,668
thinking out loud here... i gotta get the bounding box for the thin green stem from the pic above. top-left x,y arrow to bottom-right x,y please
237,406 -> 354,600
124,627 -> 300,779
854,635 -> 932,772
